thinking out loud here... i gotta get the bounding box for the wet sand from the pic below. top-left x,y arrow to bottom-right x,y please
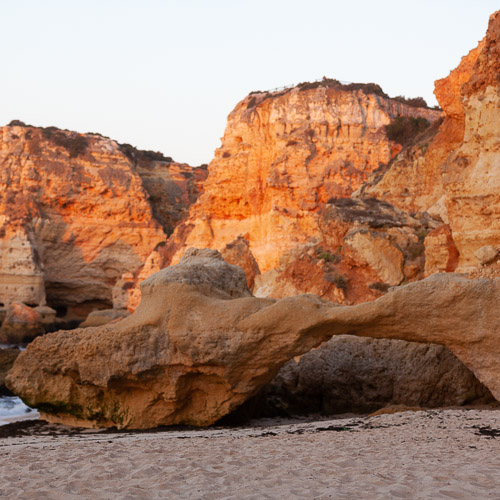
0,409 -> 499,499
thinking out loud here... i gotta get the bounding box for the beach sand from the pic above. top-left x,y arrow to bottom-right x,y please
0,409 -> 499,499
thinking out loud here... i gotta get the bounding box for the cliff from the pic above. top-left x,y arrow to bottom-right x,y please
364,11 -> 500,273
163,83 -> 441,276
0,124 -> 205,319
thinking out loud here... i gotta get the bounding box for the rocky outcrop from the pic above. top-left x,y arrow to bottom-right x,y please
0,303 -> 44,344
0,228 -> 45,307
6,251 -> 500,429
7,249 -> 333,428
441,11 -> 500,270
0,124 -> 205,320
220,235 -> 260,289
364,11 -> 500,274
162,83 -> 441,275
254,197 -> 437,304
80,308 -> 129,328
256,336 -> 492,416
0,302 -> 58,344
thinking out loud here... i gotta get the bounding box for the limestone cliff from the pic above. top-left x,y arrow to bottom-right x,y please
163,83 -> 441,275
0,124 -> 205,318
364,11 -> 500,273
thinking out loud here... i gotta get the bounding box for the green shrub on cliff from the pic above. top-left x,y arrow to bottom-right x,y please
385,116 -> 430,146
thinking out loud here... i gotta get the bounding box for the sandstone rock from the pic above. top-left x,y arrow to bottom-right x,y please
364,12 -> 500,273
0,228 -> 46,307
257,336 -> 492,416
441,12 -> 500,271
424,225 -> 459,276
362,41 -> 482,214
0,303 -> 44,344
343,230 -> 404,286
0,125 -> 204,318
254,198 -> 434,304
220,235 -> 260,290
34,305 -> 57,325
6,254 -> 500,429
474,245 -> 499,266
0,348 -> 20,395
80,308 -> 129,328
113,250 -> 164,313
162,84 -> 440,275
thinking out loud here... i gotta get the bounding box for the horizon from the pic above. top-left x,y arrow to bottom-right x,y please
1,1 -> 497,165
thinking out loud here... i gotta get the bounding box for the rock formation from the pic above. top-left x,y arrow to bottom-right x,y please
254,197 -> 437,304
162,83 -> 441,275
7,250 -> 500,429
105,12 -> 499,312
0,348 -> 20,395
0,124 -> 205,321
255,337 -> 492,416
364,11 -> 500,274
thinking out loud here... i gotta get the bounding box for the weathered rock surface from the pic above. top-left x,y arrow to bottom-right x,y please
162,83 -> 440,275
0,302 -> 44,344
0,348 -> 20,395
6,249 -> 330,428
220,235 -> 260,290
424,224 -> 459,276
0,124 -> 205,319
364,11 -> 500,274
254,197 -> 437,304
80,308 -> 129,328
256,336 -> 493,416
6,251 -> 500,429
474,245 -> 499,266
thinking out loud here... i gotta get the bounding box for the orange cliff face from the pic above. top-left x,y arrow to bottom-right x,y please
362,41 -> 483,216
0,124 -> 205,317
364,10 -> 500,273
441,11 -> 500,270
164,84 -> 441,274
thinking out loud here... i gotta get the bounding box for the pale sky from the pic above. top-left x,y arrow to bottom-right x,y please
1,1 -> 498,165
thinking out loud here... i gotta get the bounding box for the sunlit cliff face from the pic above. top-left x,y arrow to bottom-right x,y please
166,85 -> 441,273
0,126 -> 205,315
366,10 -> 500,272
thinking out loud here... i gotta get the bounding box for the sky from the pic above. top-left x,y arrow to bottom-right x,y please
1,1 -> 498,166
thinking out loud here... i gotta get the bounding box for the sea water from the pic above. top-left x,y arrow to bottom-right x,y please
0,396 -> 39,426
0,345 -> 38,425
0,345 -> 37,425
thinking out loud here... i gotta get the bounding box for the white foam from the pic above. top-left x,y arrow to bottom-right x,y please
0,396 -> 39,425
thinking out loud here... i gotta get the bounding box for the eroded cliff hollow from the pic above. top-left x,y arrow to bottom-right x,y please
0,124 -> 206,319
162,82 -> 441,275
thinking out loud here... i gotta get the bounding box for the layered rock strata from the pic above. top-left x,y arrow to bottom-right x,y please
0,124 -> 205,319
162,84 -> 441,275
365,11 -> 500,273
7,251 -> 499,429
254,197 -> 438,304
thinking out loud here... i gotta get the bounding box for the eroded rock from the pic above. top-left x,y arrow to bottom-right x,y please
0,348 -> 20,395
257,336 -> 493,416
0,303 -> 44,344
6,251 -> 500,429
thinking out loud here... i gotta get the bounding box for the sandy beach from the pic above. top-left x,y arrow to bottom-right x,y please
0,409 -> 499,499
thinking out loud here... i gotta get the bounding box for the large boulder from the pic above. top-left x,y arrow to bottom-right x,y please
6,249 -> 334,428
6,251 -> 500,429
0,302 -> 44,344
